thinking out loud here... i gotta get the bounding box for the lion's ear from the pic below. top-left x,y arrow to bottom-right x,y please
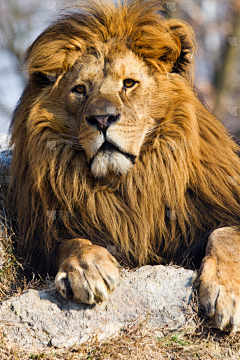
164,19 -> 196,80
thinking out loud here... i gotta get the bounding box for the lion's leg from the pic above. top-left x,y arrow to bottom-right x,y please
55,239 -> 120,304
199,227 -> 240,332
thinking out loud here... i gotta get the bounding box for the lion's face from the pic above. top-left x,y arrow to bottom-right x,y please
55,47 -> 158,178
23,2 -> 196,180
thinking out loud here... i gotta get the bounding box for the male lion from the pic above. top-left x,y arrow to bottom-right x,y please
8,0 -> 240,331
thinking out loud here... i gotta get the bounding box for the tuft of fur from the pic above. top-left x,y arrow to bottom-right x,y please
91,152 -> 134,178
8,0 -> 240,276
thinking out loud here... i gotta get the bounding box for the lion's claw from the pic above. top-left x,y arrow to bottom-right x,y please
55,273 -> 74,300
55,244 -> 119,304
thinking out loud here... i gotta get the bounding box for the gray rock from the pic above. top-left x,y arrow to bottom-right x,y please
0,150 -> 12,166
0,133 -> 9,152
0,265 -> 195,350
0,133 -> 12,166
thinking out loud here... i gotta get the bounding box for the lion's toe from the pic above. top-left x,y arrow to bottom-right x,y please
55,271 -> 74,300
199,281 -> 220,318
230,299 -> 240,333
70,264 -> 110,304
214,287 -> 235,330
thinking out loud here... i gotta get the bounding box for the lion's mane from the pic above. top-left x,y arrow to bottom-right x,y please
9,0 -> 240,275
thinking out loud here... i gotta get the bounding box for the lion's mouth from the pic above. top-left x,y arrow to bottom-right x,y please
90,141 -> 136,166
89,141 -> 136,178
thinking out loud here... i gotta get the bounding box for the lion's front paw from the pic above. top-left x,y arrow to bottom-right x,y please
199,254 -> 240,332
55,244 -> 119,304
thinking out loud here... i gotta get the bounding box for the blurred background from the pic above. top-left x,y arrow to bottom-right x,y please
0,0 -> 240,142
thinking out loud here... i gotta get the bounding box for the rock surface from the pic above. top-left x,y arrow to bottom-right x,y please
0,133 -> 9,152
0,265 -> 195,350
0,133 -> 11,166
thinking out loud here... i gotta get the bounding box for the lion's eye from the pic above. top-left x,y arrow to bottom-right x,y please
72,85 -> 86,94
123,79 -> 136,88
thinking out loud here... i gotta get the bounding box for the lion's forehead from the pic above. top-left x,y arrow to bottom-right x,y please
72,48 -> 148,84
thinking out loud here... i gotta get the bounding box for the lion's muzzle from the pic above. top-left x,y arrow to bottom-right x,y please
86,114 -> 121,132
90,141 -> 136,178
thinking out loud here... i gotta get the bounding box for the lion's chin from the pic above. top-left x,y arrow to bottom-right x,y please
91,151 -> 134,178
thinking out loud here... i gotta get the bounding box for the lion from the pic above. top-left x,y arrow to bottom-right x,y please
8,0 -> 240,332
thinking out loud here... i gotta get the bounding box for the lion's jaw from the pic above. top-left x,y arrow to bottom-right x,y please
66,49 -> 156,178
81,124 -> 146,177
91,146 -> 135,178
88,129 -> 139,177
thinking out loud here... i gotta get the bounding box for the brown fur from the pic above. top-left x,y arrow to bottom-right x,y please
8,0 -> 240,325
199,227 -> 240,331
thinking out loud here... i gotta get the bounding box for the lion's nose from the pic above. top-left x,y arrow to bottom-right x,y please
86,114 -> 120,131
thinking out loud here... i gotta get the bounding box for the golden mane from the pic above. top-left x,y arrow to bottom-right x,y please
9,0 -> 240,276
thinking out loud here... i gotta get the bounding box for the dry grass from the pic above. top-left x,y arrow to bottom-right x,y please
1,316 -> 240,360
0,158 -> 46,305
1,163 -> 240,359
0,174 -> 22,301
0,174 -> 44,303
